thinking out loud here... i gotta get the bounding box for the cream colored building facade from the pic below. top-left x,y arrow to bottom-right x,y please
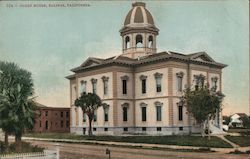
67,2 -> 227,135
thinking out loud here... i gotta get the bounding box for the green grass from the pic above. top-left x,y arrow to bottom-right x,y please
0,141 -> 44,154
225,135 -> 250,147
24,133 -> 232,148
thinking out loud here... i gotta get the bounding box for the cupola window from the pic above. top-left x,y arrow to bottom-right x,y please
125,36 -> 130,49
148,35 -> 153,48
136,34 -> 143,48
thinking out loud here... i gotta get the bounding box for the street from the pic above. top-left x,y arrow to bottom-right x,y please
29,140 -> 250,159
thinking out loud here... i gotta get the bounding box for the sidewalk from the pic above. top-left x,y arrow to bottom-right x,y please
22,136 -> 250,154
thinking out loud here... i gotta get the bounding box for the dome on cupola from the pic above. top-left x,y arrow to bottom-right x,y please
124,2 -> 155,27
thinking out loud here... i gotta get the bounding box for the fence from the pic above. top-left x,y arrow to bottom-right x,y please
0,150 -> 58,159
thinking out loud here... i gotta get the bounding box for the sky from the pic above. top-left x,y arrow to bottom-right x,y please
0,0 -> 249,116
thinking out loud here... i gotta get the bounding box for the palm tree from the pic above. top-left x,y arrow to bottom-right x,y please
74,93 -> 105,136
0,61 -> 35,151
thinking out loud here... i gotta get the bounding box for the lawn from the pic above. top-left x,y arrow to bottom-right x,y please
0,141 -> 44,154
24,133 -> 232,148
224,135 -> 250,147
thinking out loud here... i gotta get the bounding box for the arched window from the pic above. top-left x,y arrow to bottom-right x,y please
125,36 -> 130,49
148,35 -> 153,48
136,34 -> 143,48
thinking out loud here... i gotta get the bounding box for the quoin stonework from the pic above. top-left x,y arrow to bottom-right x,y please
66,2 -> 227,135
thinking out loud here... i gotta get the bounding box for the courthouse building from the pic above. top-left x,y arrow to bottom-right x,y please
66,2 -> 227,135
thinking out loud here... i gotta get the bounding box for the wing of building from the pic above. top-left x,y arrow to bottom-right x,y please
66,2 -> 227,135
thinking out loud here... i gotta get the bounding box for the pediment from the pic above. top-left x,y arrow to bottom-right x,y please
80,57 -> 103,67
190,52 -> 215,63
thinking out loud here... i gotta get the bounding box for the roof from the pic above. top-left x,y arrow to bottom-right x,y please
35,102 -> 69,109
124,2 -> 155,26
66,51 -> 227,79
233,113 -> 248,117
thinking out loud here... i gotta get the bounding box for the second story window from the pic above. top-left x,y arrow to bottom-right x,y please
154,72 -> 163,93
140,75 -> 147,94
66,112 -> 69,118
80,80 -> 87,94
121,75 -> 129,95
102,76 -> 109,95
211,76 -> 218,92
91,78 -> 97,94
176,72 -> 184,92
61,111 -> 63,118
194,74 -> 205,90
45,111 -> 48,117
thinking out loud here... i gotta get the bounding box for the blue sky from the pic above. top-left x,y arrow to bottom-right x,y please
0,0 -> 249,115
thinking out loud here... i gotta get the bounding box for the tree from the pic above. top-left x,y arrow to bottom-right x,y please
74,93 -> 105,136
240,115 -> 250,129
182,75 -> 224,139
0,61 -> 35,151
222,116 -> 231,125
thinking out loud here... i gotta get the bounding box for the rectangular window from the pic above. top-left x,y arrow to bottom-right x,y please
94,111 -> 97,122
141,107 -> 147,121
93,128 -> 96,131
66,112 -> 69,118
45,111 -> 48,117
83,128 -> 86,135
157,127 -> 162,131
80,81 -> 86,94
142,127 -> 146,131
142,79 -> 146,94
123,127 -> 128,132
104,81 -> 108,95
104,107 -> 109,122
104,128 -> 108,131
156,106 -> 162,121
83,113 -> 86,122
66,121 -> 69,128
61,120 -> 64,128
45,121 -> 48,130
93,82 -> 97,94
122,80 -> 127,94
177,77 -> 183,92
156,77 -> 162,92
61,111 -> 63,118
178,106 -> 183,121
179,127 -> 183,131
123,107 -> 128,121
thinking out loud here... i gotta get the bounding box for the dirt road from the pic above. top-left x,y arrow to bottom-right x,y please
29,140 -> 250,159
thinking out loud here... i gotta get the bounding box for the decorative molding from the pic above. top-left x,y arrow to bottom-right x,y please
140,102 -> 147,107
103,103 -> 110,109
140,75 -> 147,80
121,75 -> 129,81
154,101 -> 163,106
80,80 -> 87,84
91,78 -> 97,83
211,76 -> 218,82
101,76 -> 109,82
154,72 -> 163,78
176,71 -> 184,78
121,102 -> 129,108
